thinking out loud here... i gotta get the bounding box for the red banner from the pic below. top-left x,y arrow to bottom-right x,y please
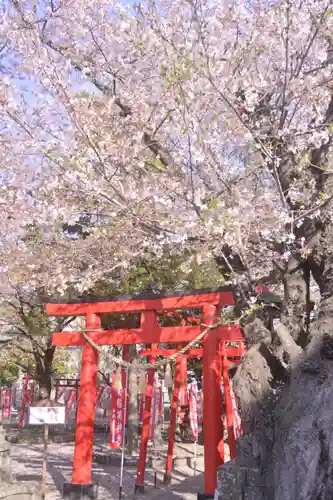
110,370 -> 124,448
189,382 -> 198,441
178,385 -> 188,406
56,387 -> 66,403
65,389 -> 77,421
196,389 -> 203,424
3,388 -> 11,420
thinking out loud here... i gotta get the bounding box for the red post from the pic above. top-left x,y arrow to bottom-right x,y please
135,313 -> 157,493
72,313 -> 100,485
202,303 -> 223,496
178,354 -> 188,405
163,356 -> 182,484
221,342 -> 236,460
135,368 -> 155,491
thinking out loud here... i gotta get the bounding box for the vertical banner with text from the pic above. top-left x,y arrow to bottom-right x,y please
110,370 -> 124,448
3,388 -> 11,420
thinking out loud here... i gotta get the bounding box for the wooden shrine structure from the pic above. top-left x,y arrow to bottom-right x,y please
138,342 -> 245,488
46,286 -> 244,499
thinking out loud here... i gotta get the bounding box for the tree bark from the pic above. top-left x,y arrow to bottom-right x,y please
34,346 -> 55,397
229,211 -> 333,499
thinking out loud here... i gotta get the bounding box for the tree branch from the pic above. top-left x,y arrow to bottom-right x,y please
273,319 -> 302,361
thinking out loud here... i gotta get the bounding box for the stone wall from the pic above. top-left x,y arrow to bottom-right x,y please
0,426 -> 42,500
216,461 -> 266,500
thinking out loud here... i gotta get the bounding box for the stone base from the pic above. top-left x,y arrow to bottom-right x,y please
0,483 -> 42,500
197,493 -> 214,500
215,462 -> 266,500
134,483 -> 145,494
93,451 -> 137,467
63,482 -> 98,500
163,473 -> 171,485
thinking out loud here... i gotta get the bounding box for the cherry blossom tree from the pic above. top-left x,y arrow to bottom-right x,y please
0,285 -> 76,393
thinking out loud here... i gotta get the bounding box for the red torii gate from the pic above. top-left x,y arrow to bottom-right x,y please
46,287 -> 244,499
137,342 -> 245,489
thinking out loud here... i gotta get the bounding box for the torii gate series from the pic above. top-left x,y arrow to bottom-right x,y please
46,287 -> 244,499
138,342 -> 245,490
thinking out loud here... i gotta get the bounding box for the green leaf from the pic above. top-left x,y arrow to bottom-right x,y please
208,197 -> 218,210
160,63 -> 168,77
144,158 -> 165,173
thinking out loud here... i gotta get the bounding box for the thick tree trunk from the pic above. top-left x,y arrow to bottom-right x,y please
269,216 -> 333,500
34,346 -> 55,397
220,216 -> 333,500
280,266 -> 311,347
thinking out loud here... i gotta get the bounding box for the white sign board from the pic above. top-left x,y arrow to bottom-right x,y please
29,406 -> 65,425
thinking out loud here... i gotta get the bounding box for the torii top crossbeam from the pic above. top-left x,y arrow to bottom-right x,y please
46,286 -> 234,315
47,286 -> 242,346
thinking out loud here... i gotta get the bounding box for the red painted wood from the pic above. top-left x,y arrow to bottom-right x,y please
179,354 -> 188,405
135,368 -> 154,487
203,304 -> 223,495
164,358 -> 181,482
46,290 -> 243,492
72,313 -> 99,484
52,324 -> 243,347
46,291 -> 234,316
136,327 -> 157,488
221,343 -> 237,460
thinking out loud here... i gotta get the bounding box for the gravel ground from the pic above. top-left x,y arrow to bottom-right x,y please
10,441 -> 206,499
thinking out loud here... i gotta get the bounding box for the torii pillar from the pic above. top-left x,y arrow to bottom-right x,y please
199,304 -> 224,499
63,313 -> 100,499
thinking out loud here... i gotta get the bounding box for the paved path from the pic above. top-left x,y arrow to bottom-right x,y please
10,442 -> 206,499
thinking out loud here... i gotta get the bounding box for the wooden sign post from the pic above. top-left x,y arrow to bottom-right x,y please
28,399 -> 65,499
